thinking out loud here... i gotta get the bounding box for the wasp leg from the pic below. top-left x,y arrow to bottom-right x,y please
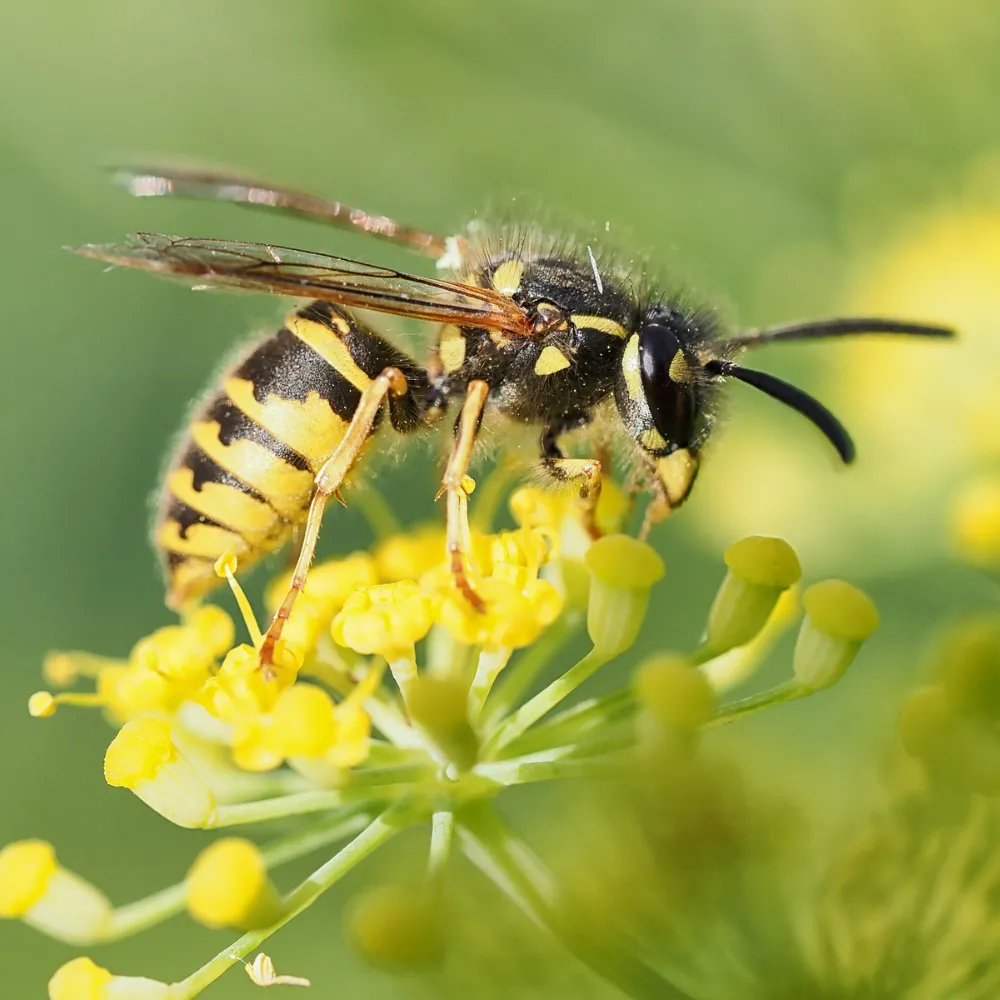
538,414 -> 603,539
258,367 -> 409,677
638,448 -> 700,541
439,380 -> 490,612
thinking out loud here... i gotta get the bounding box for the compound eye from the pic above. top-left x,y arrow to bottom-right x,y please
638,322 -> 698,449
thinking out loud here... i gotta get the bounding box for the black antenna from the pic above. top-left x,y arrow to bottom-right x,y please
723,317 -> 955,352
704,359 -> 855,463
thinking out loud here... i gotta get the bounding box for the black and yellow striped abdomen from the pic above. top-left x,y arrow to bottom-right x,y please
157,301 -> 429,608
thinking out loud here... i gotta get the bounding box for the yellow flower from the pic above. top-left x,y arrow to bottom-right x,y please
48,957 -> 170,1000
331,581 -> 433,658
266,553 -> 378,660
0,840 -> 111,944
186,838 -> 282,930
375,524 -> 446,581
104,718 -> 216,828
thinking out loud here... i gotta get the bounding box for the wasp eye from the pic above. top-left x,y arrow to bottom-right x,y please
637,318 -> 698,449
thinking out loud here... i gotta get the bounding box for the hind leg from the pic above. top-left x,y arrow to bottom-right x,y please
259,367 -> 410,676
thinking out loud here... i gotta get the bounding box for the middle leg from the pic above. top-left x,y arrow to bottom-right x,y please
538,412 -> 604,539
439,380 -> 490,611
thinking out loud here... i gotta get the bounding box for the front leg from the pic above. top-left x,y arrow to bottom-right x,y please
538,412 -> 603,539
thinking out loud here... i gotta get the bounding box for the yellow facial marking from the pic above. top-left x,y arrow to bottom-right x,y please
656,449 -> 699,507
640,427 -> 668,452
571,315 -> 627,339
622,334 -> 644,402
158,520 -> 249,560
224,377 -> 348,472
534,345 -> 572,376
438,325 -> 467,373
166,466 -> 281,544
668,349 -> 693,383
286,315 -> 372,393
191,421 -> 314,519
491,258 -> 525,297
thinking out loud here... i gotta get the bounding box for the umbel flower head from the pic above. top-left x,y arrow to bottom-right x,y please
4,465 -> 883,999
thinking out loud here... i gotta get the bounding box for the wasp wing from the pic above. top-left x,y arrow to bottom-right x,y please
112,164 -> 452,258
73,234 -> 529,334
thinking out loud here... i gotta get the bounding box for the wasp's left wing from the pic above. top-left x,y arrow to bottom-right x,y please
113,164 -> 453,259
73,234 -> 531,334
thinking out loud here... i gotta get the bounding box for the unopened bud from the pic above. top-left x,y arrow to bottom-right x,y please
584,535 -> 665,657
793,580 -> 879,691
635,655 -> 714,733
104,718 -> 216,828
347,884 -> 443,970
703,537 -> 801,656
186,838 -> 283,930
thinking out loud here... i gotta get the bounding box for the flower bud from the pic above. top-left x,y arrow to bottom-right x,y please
104,718 -> 216,828
703,537 -> 801,656
584,535 -> 665,656
186,837 -> 283,930
932,617 -> 1000,721
793,580 -> 879,691
405,675 -> 479,771
48,957 -> 170,1000
347,884 -> 443,970
0,840 -> 111,943
635,655 -> 714,733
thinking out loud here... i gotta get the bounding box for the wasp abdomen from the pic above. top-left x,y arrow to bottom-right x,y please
157,302 -> 428,608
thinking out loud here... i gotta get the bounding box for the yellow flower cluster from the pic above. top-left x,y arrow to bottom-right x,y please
5,465 -> 887,1000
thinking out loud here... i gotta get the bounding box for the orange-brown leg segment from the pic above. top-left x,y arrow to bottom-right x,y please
439,380 -> 490,611
639,447 -> 700,541
258,367 -> 409,676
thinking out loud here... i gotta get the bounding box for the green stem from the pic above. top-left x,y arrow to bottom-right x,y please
427,810 -> 454,883
484,646 -> 613,756
705,677 -> 808,729
497,688 -> 635,758
207,779 -> 410,828
351,484 -> 402,539
457,803 -> 695,1000
468,647 -> 512,720
476,751 -> 622,787
96,813 -> 371,944
170,803 -> 412,999
481,612 -> 582,731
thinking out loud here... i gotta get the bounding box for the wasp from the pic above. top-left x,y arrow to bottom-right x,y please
74,166 -> 953,672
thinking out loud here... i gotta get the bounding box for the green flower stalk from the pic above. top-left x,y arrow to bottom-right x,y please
3,471 -> 880,999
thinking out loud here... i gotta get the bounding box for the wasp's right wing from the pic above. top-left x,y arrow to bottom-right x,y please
113,164 -> 454,259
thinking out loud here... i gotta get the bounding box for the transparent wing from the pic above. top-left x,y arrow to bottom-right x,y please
73,234 -> 530,334
113,163 -> 453,258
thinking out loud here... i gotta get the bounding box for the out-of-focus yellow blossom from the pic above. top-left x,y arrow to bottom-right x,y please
186,838 -> 282,930
0,840 -> 111,943
48,957 -> 170,1000
952,473 -> 1000,567
347,884 -> 443,970
375,524 -> 446,581
694,173 -> 1000,573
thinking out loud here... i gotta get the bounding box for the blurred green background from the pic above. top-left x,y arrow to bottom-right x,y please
2,0 -> 999,995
